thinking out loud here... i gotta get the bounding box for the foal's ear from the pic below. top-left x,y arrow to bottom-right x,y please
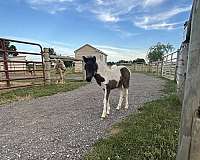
82,56 -> 87,63
93,56 -> 96,62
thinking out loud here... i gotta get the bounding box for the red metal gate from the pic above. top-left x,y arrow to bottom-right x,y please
0,38 -> 45,90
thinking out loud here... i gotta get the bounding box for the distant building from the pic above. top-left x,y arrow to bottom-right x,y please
0,56 -> 27,79
0,56 -> 26,71
74,44 -> 108,72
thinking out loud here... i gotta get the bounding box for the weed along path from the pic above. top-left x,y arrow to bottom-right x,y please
0,73 -> 165,160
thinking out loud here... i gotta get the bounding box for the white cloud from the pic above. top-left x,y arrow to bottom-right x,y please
84,0 -> 141,23
78,0 -> 169,23
106,24 -> 140,38
1,35 -> 146,61
28,0 -> 73,4
97,13 -> 119,22
1,35 -> 74,59
143,0 -> 166,7
76,0 -> 191,31
25,0 -> 74,14
95,45 -> 146,62
135,21 -> 184,30
22,0 -> 191,31
96,0 -> 103,5
134,6 -> 191,30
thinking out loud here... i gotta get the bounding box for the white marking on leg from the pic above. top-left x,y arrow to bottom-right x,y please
101,88 -> 107,118
116,89 -> 124,110
125,88 -> 129,109
107,96 -> 110,115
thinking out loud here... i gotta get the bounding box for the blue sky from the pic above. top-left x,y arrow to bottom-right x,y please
0,0 -> 192,61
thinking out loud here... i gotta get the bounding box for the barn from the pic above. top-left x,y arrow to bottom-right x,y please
74,44 -> 108,73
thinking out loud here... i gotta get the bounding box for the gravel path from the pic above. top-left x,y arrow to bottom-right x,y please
0,73 -> 165,160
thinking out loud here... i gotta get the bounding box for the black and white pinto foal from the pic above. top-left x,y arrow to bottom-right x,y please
83,56 -> 131,118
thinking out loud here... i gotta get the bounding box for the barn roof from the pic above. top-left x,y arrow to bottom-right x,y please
74,44 -> 107,56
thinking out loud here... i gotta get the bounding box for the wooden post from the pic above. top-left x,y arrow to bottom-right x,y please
43,48 -> 51,84
134,63 -> 136,71
161,57 -> 164,77
176,44 -> 189,102
82,60 -> 86,80
177,0 -> 200,159
2,40 -> 10,87
149,63 -> 151,73
175,50 -> 180,82
156,62 -> 159,76
170,54 -> 172,78
142,64 -> 144,72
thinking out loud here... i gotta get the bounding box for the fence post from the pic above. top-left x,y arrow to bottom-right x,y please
170,53 -> 174,80
156,62 -> 159,76
134,63 -> 136,71
175,50 -> 180,82
176,46 -> 189,102
43,48 -> 51,84
177,0 -> 200,159
82,60 -> 86,80
161,58 -> 164,77
2,40 -> 10,87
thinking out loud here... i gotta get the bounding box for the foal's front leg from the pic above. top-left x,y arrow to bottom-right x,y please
101,88 -> 107,118
106,88 -> 111,115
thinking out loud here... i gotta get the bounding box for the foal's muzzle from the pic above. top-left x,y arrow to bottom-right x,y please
86,77 -> 92,82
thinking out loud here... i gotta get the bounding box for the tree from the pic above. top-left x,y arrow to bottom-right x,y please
132,58 -> 146,64
49,48 -> 57,55
116,60 -> 129,64
0,40 -> 18,57
9,45 -> 18,56
64,61 -> 73,68
107,62 -> 116,66
147,42 -> 175,62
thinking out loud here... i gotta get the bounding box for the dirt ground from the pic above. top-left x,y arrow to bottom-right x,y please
0,73 -> 165,160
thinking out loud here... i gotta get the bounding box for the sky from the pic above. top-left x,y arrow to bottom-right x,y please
0,0 -> 192,62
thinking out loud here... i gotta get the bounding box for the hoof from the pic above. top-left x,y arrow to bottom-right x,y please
101,114 -> 106,119
101,117 -> 106,120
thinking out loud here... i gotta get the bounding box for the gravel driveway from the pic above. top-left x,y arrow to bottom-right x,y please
0,73 -> 165,160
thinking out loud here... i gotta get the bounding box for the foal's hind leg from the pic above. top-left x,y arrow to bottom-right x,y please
107,96 -> 110,115
116,88 -> 124,110
124,88 -> 129,109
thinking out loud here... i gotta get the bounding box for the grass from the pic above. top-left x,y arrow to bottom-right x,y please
85,80 -> 181,160
0,80 -> 87,105
162,80 -> 176,94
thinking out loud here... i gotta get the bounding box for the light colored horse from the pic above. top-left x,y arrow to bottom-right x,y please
54,59 -> 66,84
83,56 -> 131,118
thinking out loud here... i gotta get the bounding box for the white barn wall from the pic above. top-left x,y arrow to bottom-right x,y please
74,45 -> 107,73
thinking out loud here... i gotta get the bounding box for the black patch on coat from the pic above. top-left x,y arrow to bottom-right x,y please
107,80 -> 118,89
119,67 -> 130,89
105,67 -> 130,91
94,74 -> 105,86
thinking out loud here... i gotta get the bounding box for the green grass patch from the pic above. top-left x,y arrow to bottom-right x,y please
0,80 -> 87,105
85,80 -> 181,160
162,80 -> 176,95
